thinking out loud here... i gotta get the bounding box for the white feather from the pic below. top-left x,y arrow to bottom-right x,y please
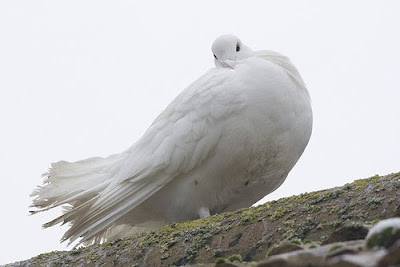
31,34 -> 313,245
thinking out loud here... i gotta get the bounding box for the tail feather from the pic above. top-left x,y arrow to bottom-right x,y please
31,146 -> 175,245
30,173 -> 108,212
30,153 -> 128,240
62,176 -> 163,244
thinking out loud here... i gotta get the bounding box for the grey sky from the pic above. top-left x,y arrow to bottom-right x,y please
0,1 -> 399,264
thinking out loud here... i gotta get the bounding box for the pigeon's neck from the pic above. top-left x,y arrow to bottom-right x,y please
254,50 -> 308,96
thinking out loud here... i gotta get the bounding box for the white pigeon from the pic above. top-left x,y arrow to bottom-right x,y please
31,34 -> 313,245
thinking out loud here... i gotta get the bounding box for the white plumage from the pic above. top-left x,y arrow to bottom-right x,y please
31,34 -> 313,245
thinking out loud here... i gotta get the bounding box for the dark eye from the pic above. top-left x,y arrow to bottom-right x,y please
214,54 -> 218,60
236,42 -> 240,52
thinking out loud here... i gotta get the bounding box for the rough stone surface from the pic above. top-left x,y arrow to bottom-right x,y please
323,223 -> 369,244
366,218 -> 400,249
4,172 -> 400,267
266,242 -> 303,257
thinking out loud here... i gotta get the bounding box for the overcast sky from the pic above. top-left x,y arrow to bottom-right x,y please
1,1 -> 399,264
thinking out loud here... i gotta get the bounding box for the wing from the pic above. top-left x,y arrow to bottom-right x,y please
254,50 -> 308,93
59,67 -> 245,244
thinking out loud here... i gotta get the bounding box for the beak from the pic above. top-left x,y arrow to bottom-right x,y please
215,59 -> 234,69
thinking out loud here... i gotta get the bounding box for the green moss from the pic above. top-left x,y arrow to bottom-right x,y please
160,252 -> 171,260
126,211 -> 237,263
343,183 -> 354,190
274,194 -> 302,205
283,219 -> 295,228
227,254 -> 242,262
367,196 -> 385,209
239,205 -> 265,225
215,257 -> 226,264
214,249 -> 223,257
240,211 -> 259,225
366,227 -> 400,248
271,184 -> 346,210
294,216 -> 319,240
268,204 -> 294,221
265,246 -> 275,258
328,205 -> 341,215
85,252 -> 101,261
290,238 -> 302,245
33,251 -> 62,261
70,247 -> 88,256
348,199 -> 358,207
353,175 -> 380,189
393,179 -> 400,189
329,244 -> 343,251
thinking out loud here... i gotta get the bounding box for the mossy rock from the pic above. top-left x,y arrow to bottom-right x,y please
266,241 -> 303,258
5,172 -> 400,266
366,227 -> 400,248
322,223 -> 369,244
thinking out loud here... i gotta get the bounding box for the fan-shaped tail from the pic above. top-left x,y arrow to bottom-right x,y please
30,153 -> 128,241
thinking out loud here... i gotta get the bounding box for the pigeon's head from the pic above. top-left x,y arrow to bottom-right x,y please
212,34 -> 253,68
